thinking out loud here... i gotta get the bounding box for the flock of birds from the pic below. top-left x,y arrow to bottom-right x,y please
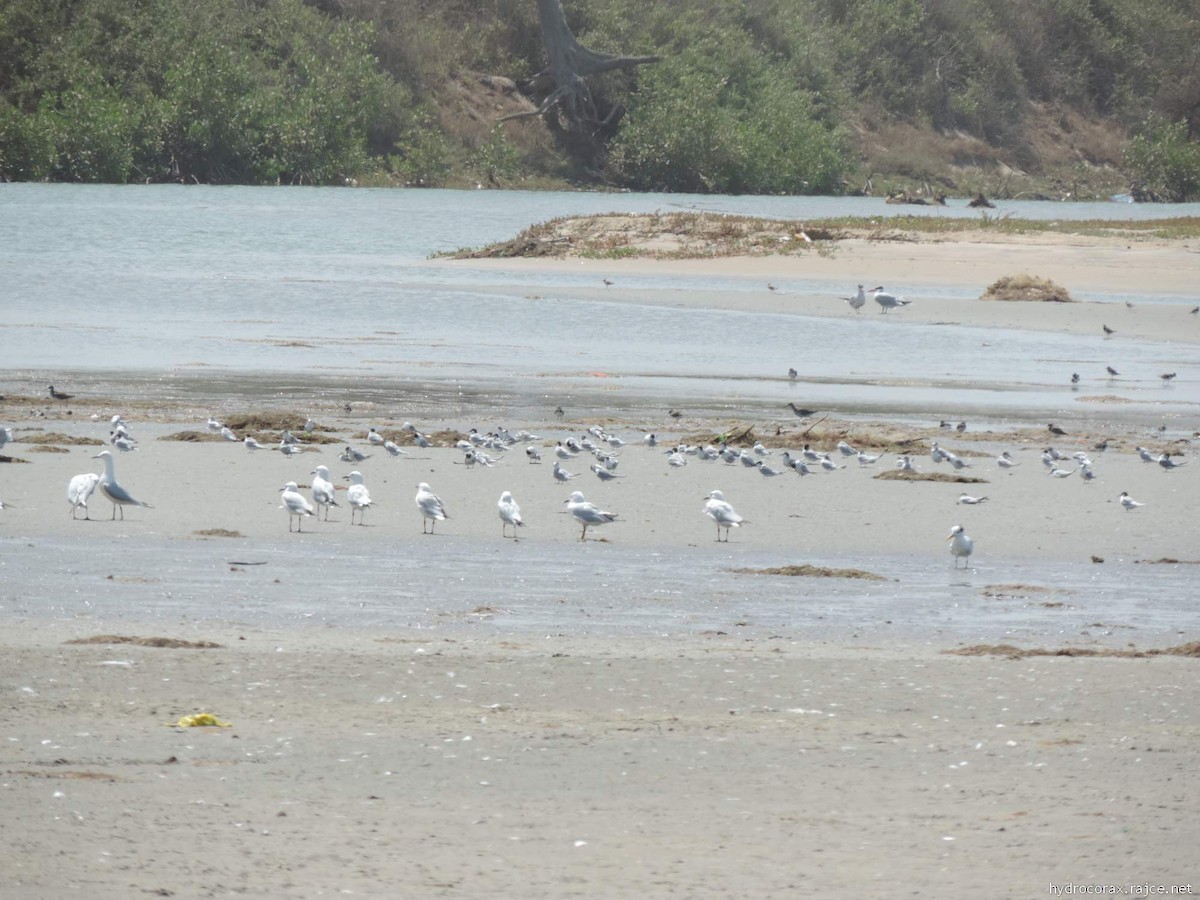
10,398 -> 1184,571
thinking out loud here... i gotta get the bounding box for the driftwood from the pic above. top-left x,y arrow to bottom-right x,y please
500,0 -> 659,167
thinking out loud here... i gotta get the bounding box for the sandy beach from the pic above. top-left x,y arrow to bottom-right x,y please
2,231 -> 1198,897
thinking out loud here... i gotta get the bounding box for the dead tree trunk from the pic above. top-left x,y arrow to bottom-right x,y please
501,0 -> 659,169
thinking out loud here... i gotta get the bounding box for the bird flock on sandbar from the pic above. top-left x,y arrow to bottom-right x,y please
3,391 -> 1186,576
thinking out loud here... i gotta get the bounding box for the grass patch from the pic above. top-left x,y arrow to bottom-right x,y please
19,432 -> 104,446
732,564 -> 888,581
194,528 -> 243,538
875,470 -> 988,484
981,273 -> 1073,302
65,635 -> 223,649
945,642 -> 1200,659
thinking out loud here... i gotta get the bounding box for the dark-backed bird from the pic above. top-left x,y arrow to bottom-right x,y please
48,385 -> 74,400
1102,324 -> 1114,335
1106,366 -> 1119,377
1047,423 -> 1068,436
786,403 -> 816,418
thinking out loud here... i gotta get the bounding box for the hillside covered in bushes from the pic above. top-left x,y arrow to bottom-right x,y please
1,0 -> 1198,199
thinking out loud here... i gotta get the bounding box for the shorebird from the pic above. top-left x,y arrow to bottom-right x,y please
703,490 -> 744,542
415,482 -> 448,533
840,284 -> 867,313
280,482 -> 314,531
1160,372 -> 1177,382
497,490 -> 524,537
1047,423 -> 1068,436
947,525 -> 974,568
868,286 -> 910,313
787,367 -> 798,380
48,385 -> 74,400
92,450 -> 151,519
343,471 -> 372,525
786,403 -> 816,418
1106,366 -> 1120,377
565,491 -> 616,541
1102,324 -> 1114,335
1119,491 -> 1144,511
1071,373 -> 1080,385
310,465 -> 340,519
67,472 -> 101,520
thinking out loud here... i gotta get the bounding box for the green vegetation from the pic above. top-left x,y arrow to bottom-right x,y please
2,0 -> 1199,195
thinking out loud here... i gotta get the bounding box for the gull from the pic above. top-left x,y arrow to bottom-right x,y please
1048,466 -> 1076,478
415,482 -> 448,533
1158,453 -> 1188,470
869,286 -> 910,313
367,428 -> 385,446
497,490 -> 524,537
591,463 -> 624,481
67,472 -> 101,520
856,450 -> 884,467
48,384 -> 74,400
384,440 -> 406,458
997,451 -> 1019,469
220,426 -> 238,442
310,465 -> 340,519
280,482 -> 315,531
947,524 -> 974,568
92,450 -> 152,519
552,461 -> 579,482
841,284 -> 867,313
703,490 -> 744,541
244,436 -> 264,452
1119,491 -> 1144,511
836,440 -> 857,457
525,445 -> 542,464
1136,446 -> 1159,463
565,491 -> 616,541
343,471 -> 372,524
957,493 -> 988,505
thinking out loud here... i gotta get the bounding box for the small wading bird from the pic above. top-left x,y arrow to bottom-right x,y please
48,384 -> 74,400
947,524 -> 974,569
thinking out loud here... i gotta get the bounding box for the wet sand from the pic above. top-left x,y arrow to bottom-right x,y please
2,231 -> 1198,897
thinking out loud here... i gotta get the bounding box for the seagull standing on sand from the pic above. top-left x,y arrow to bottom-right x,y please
92,450 -> 152,520
869,286 -> 910,313
310,465 -> 339,520
280,481 -> 315,531
565,491 -> 616,541
947,524 -> 974,569
703,490 -> 745,542
67,471 -> 101,520
415,482 -> 448,533
498,490 -> 524,538
343,471 -> 372,525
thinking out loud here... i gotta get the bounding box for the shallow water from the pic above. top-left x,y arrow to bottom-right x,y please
3,184 -> 1198,421
2,530 -> 1193,647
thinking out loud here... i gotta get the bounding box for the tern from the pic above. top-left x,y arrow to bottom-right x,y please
1119,492 -> 1144,511
868,286 -> 910,313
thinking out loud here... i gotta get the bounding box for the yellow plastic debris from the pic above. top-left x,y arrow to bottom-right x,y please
170,713 -> 232,728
